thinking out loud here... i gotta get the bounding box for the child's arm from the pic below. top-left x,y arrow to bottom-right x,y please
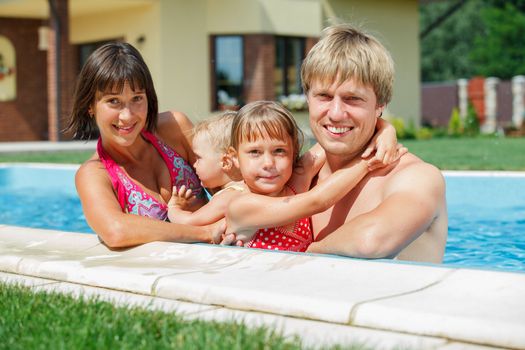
362,118 -> 403,168
289,142 -> 326,193
226,156 -> 370,241
168,186 -> 241,226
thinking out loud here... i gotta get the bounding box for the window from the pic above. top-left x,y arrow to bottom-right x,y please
213,36 -> 243,110
274,37 -> 305,98
78,39 -> 119,70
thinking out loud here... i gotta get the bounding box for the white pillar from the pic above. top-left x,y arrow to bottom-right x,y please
457,78 -> 468,120
512,75 -> 525,128
482,77 -> 499,133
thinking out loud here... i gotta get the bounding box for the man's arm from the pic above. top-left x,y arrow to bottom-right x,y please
307,162 -> 446,259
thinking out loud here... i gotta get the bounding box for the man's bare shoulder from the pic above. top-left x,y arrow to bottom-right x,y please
383,153 -> 445,198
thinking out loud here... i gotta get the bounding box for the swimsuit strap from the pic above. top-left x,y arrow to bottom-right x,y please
97,138 -> 128,210
213,182 -> 245,197
286,183 -> 297,195
141,130 -> 203,197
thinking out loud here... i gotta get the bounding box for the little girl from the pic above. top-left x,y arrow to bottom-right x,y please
224,101 -> 405,252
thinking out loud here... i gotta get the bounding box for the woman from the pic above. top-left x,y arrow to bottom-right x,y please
66,42 -> 223,248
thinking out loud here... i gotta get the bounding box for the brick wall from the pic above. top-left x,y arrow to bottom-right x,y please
0,17 -> 48,141
243,34 -> 275,102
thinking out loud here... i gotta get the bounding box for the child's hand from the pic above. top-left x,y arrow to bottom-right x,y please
207,218 -> 226,244
168,185 -> 196,211
366,144 -> 407,171
220,233 -> 245,247
362,118 -> 407,170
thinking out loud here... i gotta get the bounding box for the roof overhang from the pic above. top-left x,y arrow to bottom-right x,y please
0,0 -> 154,19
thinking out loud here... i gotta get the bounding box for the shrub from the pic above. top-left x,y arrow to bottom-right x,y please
388,116 -> 418,139
416,127 -> 433,140
448,107 -> 463,136
464,103 -> 480,136
389,117 -> 407,139
404,119 -> 417,140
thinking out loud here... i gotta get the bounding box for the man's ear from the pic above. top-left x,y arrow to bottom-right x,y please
376,104 -> 385,118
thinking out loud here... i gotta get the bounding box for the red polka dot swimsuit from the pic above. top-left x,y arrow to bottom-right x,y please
246,186 -> 313,252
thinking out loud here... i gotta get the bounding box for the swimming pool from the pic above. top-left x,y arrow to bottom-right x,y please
1,164 -> 524,272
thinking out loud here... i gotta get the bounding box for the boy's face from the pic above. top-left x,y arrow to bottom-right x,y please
192,132 -> 226,189
307,77 -> 383,161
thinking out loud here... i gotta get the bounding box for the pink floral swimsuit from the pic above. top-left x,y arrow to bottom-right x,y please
247,186 -> 313,252
97,130 -> 203,221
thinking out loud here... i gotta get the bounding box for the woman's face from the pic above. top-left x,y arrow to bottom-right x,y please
92,82 -> 148,147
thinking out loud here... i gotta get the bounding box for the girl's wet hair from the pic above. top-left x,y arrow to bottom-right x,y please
66,42 -> 158,140
230,101 -> 303,165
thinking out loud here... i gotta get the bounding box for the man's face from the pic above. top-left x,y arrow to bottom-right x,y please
307,78 -> 383,159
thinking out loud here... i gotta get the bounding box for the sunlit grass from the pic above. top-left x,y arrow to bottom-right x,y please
0,283 -> 374,350
1,137 -> 524,170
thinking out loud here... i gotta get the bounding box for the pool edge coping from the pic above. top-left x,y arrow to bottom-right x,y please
1,225 -> 524,350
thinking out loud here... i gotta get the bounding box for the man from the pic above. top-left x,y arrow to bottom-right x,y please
303,23 -> 447,263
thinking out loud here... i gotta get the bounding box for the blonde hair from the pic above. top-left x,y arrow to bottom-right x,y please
301,23 -> 394,106
230,101 -> 303,165
193,111 -> 236,154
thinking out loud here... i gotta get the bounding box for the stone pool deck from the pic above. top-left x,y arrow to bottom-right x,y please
1,225 -> 524,349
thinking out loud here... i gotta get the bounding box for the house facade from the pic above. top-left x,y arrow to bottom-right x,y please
0,0 -> 419,141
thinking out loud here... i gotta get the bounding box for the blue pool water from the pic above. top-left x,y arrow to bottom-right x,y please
1,164 -> 524,272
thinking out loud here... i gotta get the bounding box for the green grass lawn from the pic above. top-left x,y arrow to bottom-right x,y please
0,283 -> 371,350
0,150 -> 93,164
1,137 -> 524,170
401,137 -> 525,171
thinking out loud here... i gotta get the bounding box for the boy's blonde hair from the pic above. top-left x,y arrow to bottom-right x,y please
301,23 -> 394,106
193,111 -> 236,153
230,101 -> 303,165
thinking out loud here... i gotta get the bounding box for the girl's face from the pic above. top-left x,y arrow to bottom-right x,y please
92,82 -> 148,147
234,133 -> 294,197
192,132 -> 226,189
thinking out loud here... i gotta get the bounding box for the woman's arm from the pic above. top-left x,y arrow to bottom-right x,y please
76,160 -> 221,248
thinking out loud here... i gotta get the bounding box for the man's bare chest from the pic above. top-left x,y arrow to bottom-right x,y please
311,177 -> 384,240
